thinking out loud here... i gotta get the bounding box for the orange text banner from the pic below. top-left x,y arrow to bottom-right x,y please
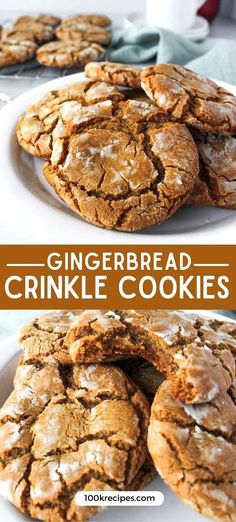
0,245 -> 235,309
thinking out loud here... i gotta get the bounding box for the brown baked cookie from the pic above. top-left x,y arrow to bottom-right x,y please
56,22 -> 111,46
0,361 -> 150,521
148,380 -> 236,522
16,80 -> 123,160
0,39 -> 37,67
43,93 -> 198,231
36,41 -> 105,69
129,455 -> 157,490
141,64 -> 236,134
188,131 -> 236,209
2,23 -> 54,45
19,310 -> 83,364
85,61 -> 141,88
62,14 -> 112,28
14,13 -> 61,28
64,309 -> 236,404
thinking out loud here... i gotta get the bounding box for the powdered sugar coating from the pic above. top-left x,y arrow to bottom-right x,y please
148,380 -> 236,521
0,362 -> 150,521
65,309 -> 236,404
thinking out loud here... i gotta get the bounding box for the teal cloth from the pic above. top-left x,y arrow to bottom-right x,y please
108,26 -> 236,84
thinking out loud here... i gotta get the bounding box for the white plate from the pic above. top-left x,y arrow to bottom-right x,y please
0,72 -> 236,244
0,310 -> 235,522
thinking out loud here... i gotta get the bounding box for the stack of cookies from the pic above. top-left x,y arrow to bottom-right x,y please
86,62 -> 236,211
0,309 -> 157,522
37,14 -> 111,69
0,13 -> 60,68
0,13 -> 111,69
0,309 -> 236,522
16,63 -> 236,231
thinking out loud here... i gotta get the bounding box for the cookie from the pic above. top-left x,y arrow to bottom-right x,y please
64,309 -> 236,404
19,309 -> 124,365
19,310 -> 83,364
0,39 -> 37,67
141,64 -> 236,134
56,22 -> 111,46
0,362 -> 150,521
148,380 -> 236,522
14,13 -> 61,28
188,131 -> 236,209
85,61 -> 141,88
62,14 -> 112,28
16,80 -> 124,159
128,455 -> 157,490
36,41 -> 105,69
43,93 -> 198,231
2,23 -> 54,45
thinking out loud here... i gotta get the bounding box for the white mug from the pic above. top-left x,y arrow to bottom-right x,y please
146,0 -> 206,32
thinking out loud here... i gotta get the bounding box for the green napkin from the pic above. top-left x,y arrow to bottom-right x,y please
108,26 -> 236,84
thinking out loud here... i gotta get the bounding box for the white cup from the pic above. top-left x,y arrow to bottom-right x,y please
146,0 -> 206,32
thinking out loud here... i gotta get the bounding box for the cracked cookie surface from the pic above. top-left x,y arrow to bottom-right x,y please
36,41 -> 105,69
64,309 -> 236,404
61,14 -> 111,28
0,39 -> 37,67
85,61 -> 141,88
56,22 -> 111,46
2,23 -> 54,45
148,380 -> 236,522
19,310 -> 83,364
128,454 -> 157,490
16,80 -> 123,159
141,64 -> 236,134
43,91 -> 198,231
0,362 -> 150,522
14,13 -> 61,28
188,131 -> 236,209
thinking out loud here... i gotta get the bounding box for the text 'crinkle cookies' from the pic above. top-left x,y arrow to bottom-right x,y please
148,380 -> 236,522
19,309 -> 236,404
141,64 -> 236,134
0,361 -> 150,522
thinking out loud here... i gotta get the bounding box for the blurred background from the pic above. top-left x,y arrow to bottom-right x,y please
0,0 -> 235,18
0,1 -> 235,100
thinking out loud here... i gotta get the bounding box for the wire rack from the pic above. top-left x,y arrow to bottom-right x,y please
0,58 -> 84,80
0,17 -> 99,81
